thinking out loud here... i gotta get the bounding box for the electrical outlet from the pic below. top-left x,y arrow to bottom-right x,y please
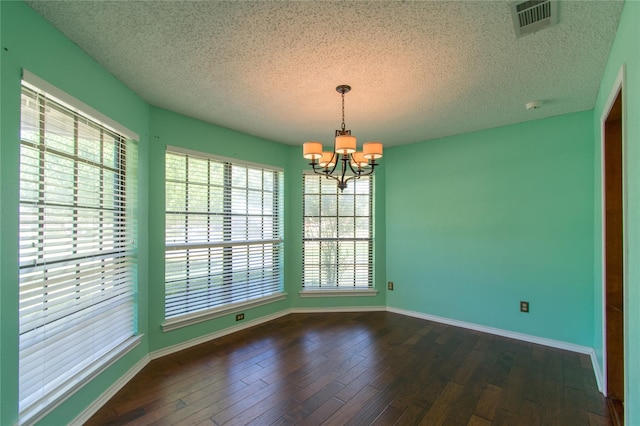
520,301 -> 529,313
388,281 -> 394,291
235,313 -> 245,321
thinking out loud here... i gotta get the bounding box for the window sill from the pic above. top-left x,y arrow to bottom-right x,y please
22,334 -> 142,426
162,292 -> 287,332
299,288 -> 378,298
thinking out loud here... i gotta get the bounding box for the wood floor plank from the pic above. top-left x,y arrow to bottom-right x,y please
296,396 -> 344,426
561,385 -> 589,425
498,364 -> 527,414
583,363 -> 611,418
322,385 -> 381,426
444,363 -> 488,425
515,399 -> 542,426
370,405 -> 404,426
452,349 -> 484,385
540,348 -> 565,424
589,412 -> 615,426
563,351 -> 587,391
343,369 -> 408,426
473,383 -> 503,421
467,414 -> 493,426
521,358 -> 545,404
419,381 -> 464,425
493,408 -> 519,426
296,380 -> 345,420
84,312 -> 611,426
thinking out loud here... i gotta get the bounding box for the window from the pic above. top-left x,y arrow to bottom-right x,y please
19,77 -> 138,423
164,147 -> 284,326
302,175 -> 373,289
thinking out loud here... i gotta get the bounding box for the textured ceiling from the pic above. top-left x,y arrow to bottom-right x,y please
26,1 -> 623,147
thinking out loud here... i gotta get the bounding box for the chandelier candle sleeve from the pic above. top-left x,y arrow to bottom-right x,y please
319,151 -> 336,168
351,152 -> 368,168
303,141 -> 323,160
335,134 -> 356,154
363,142 -> 383,160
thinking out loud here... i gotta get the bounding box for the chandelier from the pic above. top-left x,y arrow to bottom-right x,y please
303,85 -> 382,191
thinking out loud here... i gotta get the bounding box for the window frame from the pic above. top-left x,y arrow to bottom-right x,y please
301,173 -> 377,297
18,72 -> 141,425
163,146 -> 285,331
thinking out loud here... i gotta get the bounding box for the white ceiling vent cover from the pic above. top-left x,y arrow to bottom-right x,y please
511,0 -> 558,38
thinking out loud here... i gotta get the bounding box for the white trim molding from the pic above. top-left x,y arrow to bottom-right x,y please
299,289 -> 378,298
166,145 -> 284,172
599,64 -> 627,397
291,306 -> 386,313
153,310 -> 291,360
70,355 -> 150,426
21,69 -> 139,141
162,292 -> 287,332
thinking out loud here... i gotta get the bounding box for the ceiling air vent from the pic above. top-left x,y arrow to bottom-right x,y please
511,0 -> 558,38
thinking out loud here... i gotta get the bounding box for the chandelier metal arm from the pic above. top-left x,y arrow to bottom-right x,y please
359,161 -> 379,176
346,157 -> 360,175
308,156 -> 380,191
326,151 -> 340,176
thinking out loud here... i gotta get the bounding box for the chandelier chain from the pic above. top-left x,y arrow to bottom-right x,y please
341,91 -> 346,132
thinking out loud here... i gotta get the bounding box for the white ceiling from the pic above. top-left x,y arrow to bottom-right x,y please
26,0 -> 623,147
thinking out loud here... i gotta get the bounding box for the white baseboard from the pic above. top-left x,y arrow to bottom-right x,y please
590,350 -> 605,393
70,355 -> 150,426
386,306 -> 604,393
150,309 -> 291,360
291,305 -> 386,314
73,304 -> 604,424
150,305 -> 386,359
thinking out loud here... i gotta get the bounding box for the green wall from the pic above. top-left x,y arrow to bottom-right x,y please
592,2 -> 640,423
385,111 -> 595,346
0,2 -> 150,424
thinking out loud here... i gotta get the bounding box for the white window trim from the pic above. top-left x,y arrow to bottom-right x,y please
162,292 -> 287,332
301,173 -> 375,290
299,289 -> 378,298
21,69 -> 139,141
164,146 -> 285,323
18,77 -> 140,425
166,145 -> 284,172
24,336 -> 142,426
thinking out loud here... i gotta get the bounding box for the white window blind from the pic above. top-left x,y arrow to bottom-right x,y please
165,148 -> 284,320
302,175 -> 373,288
19,83 -> 138,423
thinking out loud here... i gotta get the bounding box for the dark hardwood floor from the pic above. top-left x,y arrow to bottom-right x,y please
86,312 -> 612,425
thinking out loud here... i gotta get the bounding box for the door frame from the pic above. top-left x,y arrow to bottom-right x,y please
600,64 -> 626,401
